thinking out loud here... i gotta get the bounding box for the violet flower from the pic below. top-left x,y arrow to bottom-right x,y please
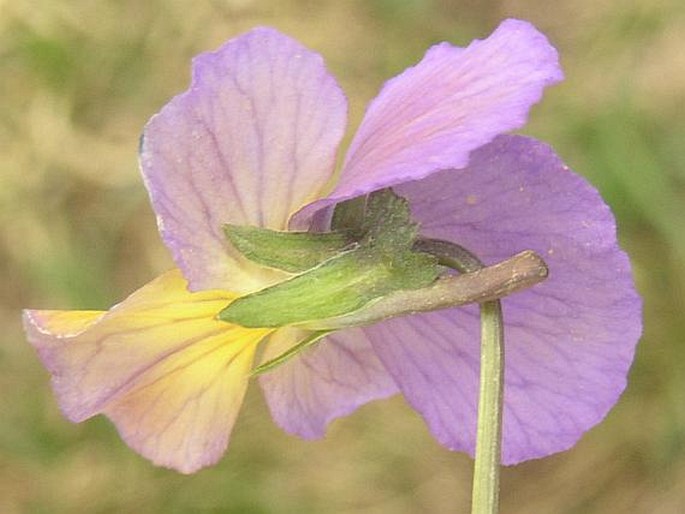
23,19 -> 641,474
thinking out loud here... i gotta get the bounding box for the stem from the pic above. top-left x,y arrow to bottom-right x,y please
471,300 -> 504,514
414,238 -> 506,514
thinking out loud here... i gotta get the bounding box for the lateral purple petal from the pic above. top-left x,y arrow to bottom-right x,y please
140,27 -> 347,292
259,328 -> 398,438
296,19 -> 562,224
364,135 -> 641,463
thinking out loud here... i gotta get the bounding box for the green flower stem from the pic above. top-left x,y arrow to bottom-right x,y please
412,239 -> 511,514
471,299 -> 504,514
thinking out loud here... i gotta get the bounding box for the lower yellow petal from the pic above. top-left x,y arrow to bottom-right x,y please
23,269 -> 272,473
106,324 -> 264,473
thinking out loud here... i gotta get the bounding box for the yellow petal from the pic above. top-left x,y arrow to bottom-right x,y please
23,269 -> 271,473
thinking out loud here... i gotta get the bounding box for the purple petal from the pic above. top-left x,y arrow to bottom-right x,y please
140,27 -> 347,292
364,135 -> 641,464
259,328 -> 398,438
295,19 -> 562,225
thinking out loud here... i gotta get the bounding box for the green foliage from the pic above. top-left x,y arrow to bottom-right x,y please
19,33 -> 77,92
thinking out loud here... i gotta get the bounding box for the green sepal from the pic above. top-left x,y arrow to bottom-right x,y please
220,189 -> 439,328
219,246 -> 437,327
224,224 -> 352,273
331,195 -> 367,238
332,188 -> 420,249
359,189 -> 420,250
251,330 -> 332,375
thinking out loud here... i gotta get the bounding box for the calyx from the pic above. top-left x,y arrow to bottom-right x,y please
219,189 -> 440,327
219,189 -> 547,330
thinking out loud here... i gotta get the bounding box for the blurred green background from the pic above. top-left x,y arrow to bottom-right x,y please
2,0 -> 684,512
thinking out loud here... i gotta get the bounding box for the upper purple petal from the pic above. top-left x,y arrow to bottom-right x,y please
364,135 -> 641,464
140,27 -> 347,292
295,19 -> 562,225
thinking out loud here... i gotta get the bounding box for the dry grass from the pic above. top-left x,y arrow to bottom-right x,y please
2,0 -> 684,512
